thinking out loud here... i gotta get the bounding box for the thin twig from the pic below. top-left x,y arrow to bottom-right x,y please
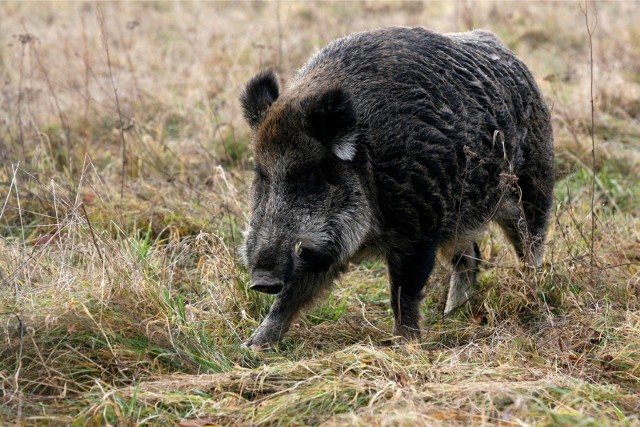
97,6 -> 128,202
581,1 -> 598,271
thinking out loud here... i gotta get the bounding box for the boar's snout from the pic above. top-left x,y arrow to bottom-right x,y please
247,236 -> 334,295
250,270 -> 284,295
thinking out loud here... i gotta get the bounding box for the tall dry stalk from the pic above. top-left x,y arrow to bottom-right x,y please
581,1 -> 598,271
97,6 -> 127,202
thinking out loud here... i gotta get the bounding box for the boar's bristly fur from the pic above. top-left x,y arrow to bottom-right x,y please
240,27 -> 554,350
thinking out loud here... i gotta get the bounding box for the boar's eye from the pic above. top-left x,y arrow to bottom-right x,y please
296,244 -> 333,273
253,167 -> 270,197
291,168 -> 326,196
299,169 -> 324,195
254,166 -> 269,184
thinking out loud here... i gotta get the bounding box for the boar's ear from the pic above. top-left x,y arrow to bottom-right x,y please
240,70 -> 279,129
302,88 -> 358,161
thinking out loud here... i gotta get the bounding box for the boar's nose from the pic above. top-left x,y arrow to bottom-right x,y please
250,270 -> 284,294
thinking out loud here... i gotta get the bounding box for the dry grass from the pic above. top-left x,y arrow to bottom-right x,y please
1,1 -> 639,425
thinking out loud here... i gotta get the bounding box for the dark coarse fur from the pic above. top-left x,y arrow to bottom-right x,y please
239,27 -> 554,349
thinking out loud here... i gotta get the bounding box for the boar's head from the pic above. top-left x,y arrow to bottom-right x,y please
240,70 -> 373,298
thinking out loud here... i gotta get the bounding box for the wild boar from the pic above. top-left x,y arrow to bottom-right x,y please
240,27 -> 554,350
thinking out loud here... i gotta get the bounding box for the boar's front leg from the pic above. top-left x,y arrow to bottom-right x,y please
387,242 -> 437,341
244,297 -> 294,351
245,269 -> 338,350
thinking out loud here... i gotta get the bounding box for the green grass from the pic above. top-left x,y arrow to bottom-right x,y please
1,1 -> 640,426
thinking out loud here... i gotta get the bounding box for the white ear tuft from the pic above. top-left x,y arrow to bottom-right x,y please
331,136 -> 357,161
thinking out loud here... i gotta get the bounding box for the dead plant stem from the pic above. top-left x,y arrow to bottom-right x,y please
582,1 -> 598,272
97,6 -> 128,203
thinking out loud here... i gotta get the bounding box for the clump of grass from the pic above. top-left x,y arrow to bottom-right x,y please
1,1 -> 639,426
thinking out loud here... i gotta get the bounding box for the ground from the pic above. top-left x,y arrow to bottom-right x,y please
1,2 -> 639,426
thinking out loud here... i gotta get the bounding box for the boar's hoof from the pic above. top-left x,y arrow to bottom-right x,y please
443,278 -> 474,315
393,324 -> 422,342
244,319 -> 287,351
244,333 -> 278,352
243,340 -> 270,352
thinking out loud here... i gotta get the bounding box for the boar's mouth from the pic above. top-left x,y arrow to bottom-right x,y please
250,270 -> 284,295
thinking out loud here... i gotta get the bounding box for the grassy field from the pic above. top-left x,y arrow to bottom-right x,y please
1,1 -> 639,425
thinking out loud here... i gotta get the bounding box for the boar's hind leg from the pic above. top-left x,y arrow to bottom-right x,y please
443,241 -> 480,315
387,243 -> 437,341
244,270 -> 337,350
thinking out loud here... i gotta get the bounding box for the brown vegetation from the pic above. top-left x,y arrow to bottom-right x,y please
1,2 -> 638,425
